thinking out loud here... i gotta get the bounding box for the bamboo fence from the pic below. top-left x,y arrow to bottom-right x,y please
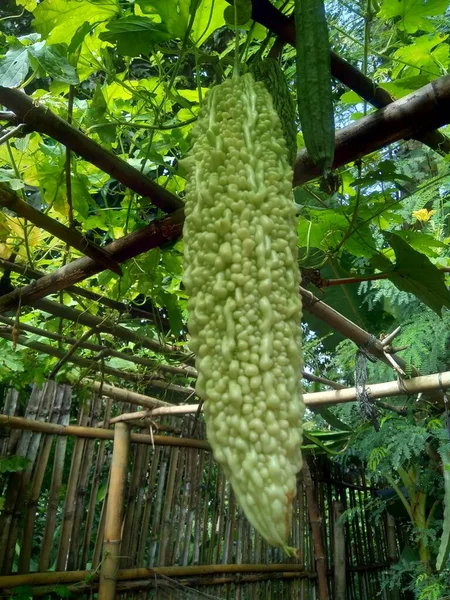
0,382 -> 402,599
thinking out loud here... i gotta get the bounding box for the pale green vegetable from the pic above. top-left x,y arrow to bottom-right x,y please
182,73 -> 305,548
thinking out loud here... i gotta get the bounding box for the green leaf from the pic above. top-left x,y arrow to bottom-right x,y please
191,0 -> 229,45
314,407 -> 354,432
136,0 -> 190,38
385,232 -> 450,315
394,230 -> 448,258
33,0 -> 120,44
99,16 -> 171,55
0,45 -> 30,87
160,291 -> 184,335
0,456 -> 30,474
28,43 -> 79,84
224,0 -> 252,25
436,443 -> 450,570
16,0 -> 38,11
378,0 -> 450,33
51,585 -> 71,598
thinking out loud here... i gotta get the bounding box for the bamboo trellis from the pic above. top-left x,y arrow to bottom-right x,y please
0,383 -> 401,600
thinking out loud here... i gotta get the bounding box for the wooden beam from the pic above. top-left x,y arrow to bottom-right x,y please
0,208 -> 184,313
294,76 -> 450,185
0,185 -> 122,275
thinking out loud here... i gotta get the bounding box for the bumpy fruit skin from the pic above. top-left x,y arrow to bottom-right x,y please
182,74 -> 305,547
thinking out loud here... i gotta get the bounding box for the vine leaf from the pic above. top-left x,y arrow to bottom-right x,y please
378,0 -> 449,34
383,232 -> 450,315
99,16 -> 171,55
224,0 -> 252,25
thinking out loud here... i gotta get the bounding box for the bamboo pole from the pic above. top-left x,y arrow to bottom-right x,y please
99,422 -> 130,600
158,446 -> 179,566
38,385 -> 72,571
302,461 -> 330,600
18,383 -> 63,573
0,415 -> 211,450
92,370 -> 450,418
2,570 -> 317,597
0,383 -> 48,573
0,388 -> 18,457
56,405 -> 89,571
386,514 -> 401,600
90,381 -> 172,409
0,563 -> 318,589
333,502 -> 346,600
81,395 -> 112,568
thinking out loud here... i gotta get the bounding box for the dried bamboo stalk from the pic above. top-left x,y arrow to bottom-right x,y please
135,445 -> 161,566
127,442 -> 152,565
38,385 -> 72,571
0,388 -> 18,457
181,449 -> 197,566
148,447 -> 169,566
80,396 -> 112,567
191,449 -> 204,565
0,415 -> 211,450
333,501 -> 346,600
172,448 -> 189,565
56,404 -> 89,571
91,467 -> 111,570
120,441 -> 147,568
18,383 -> 63,573
158,446 -> 179,566
214,472 -> 227,564
67,394 -> 102,570
199,452 -> 214,565
99,422 -> 130,600
0,382 -> 52,574
302,461 -> 330,600
14,569 -> 317,596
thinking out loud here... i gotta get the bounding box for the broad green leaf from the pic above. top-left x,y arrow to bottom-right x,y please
394,230 -> 447,258
28,43 -> 79,84
378,0 -> 450,33
385,232 -> 450,314
391,33 -> 449,80
16,0 -> 38,11
99,16 -> 171,55
0,45 -> 30,87
191,0 -> 229,45
136,0 -> 190,39
71,175 -> 92,220
33,0 -> 120,44
224,0 -> 252,25
379,75 -> 431,98
340,90 -> 363,105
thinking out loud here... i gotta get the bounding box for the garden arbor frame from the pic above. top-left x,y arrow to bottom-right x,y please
1,0 -> 450,597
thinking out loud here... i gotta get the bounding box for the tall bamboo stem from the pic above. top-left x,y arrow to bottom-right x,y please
302,461 -> 330,600
99,422 -> 130,600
